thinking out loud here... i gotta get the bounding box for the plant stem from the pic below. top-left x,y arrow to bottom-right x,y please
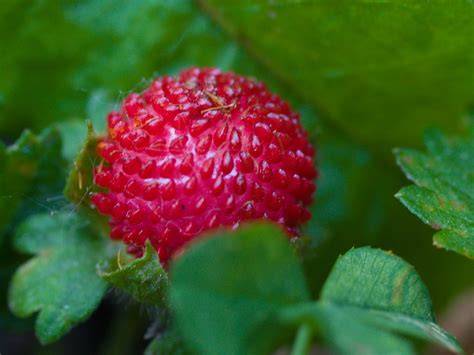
291,323 -> 312,355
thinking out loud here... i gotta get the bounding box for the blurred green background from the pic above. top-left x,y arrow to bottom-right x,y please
0,0 -> 473,354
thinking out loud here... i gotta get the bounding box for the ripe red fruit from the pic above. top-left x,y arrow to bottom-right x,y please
91,67 -> 317,263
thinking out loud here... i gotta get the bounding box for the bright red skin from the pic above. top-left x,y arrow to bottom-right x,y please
91,67 -> 317,263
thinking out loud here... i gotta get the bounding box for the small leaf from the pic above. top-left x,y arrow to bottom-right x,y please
169,223 -> 309,355
100,242 -> 168,306
321,247 -> 433,321
280,248 -> 462,354
395,124 -> 474,259
320,247 -> 461,352
8,212 -> 108,344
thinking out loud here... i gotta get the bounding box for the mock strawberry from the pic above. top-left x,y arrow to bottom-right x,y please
91,67 -> 317,263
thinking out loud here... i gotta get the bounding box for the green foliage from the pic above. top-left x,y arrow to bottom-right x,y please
199,0 -> 474,152
304,127 -> 474,312
0,129 -> 65,240
54,90 -> 115,162
0,128 -> 67,333
8,212 -> 108,344
169,224 -> 461,355
0,0 -> 273,137
170,223 -> 309,355
281,303 -> 461,355
55,120 -> 94,163
395,123 -> 474,259
315,247 -> 460,353
321,247 -> 433,320
2,1 -> 473,352
100,242 -> 168,306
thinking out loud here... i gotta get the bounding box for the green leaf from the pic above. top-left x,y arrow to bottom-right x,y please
345,307 -> 462,353
395,125 -> 474,259
284,302 -> 460,355
8,212 -> 108,344
99,242 -> 168,306
321,247 -> 433,320
0,129 -> 66,240
281,247 -> 462,354
199,0 -> 474,152
320,247 -> 460,352
169,223 -> 309,355
287,303 -> 415,354
170,229 -> 461,354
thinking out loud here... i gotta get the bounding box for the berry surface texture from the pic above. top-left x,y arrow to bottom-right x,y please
91,67 -> 317,263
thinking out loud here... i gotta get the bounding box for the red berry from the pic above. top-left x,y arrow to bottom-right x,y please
91,67 -> 317,264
